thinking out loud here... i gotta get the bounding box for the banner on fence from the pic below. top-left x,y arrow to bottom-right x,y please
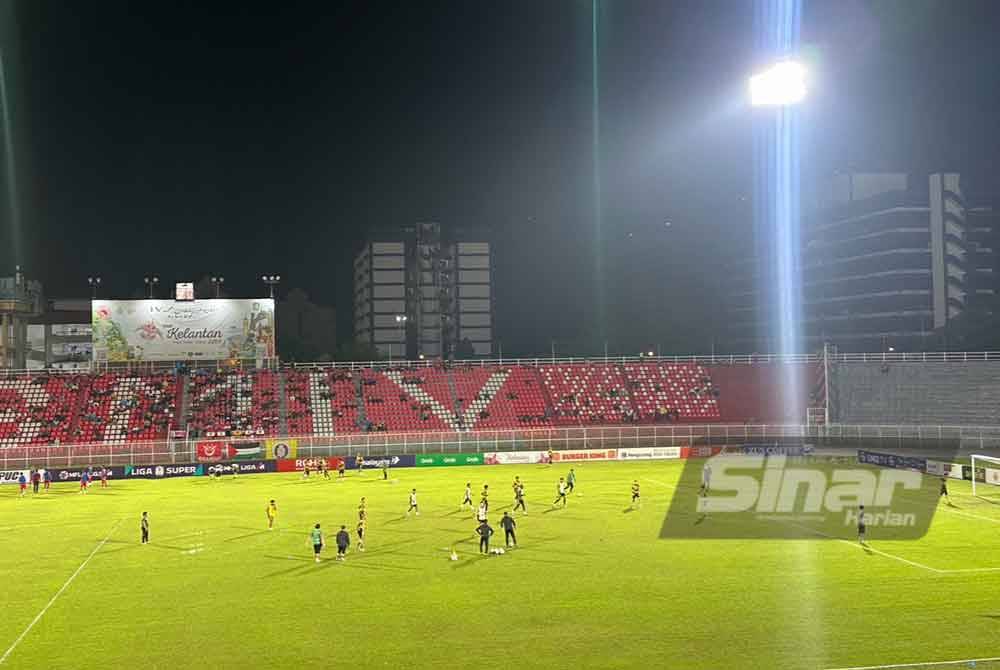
276,457 -> 343,473
206,461 -> 274,476
733,443 -> 814,456
962,465 -> 986,483
681,446 -> 726,459
484,451 -> 544,465
857,450 -> 927,472
358,455 -> 415,470
123,463 -> 205,479
265,439 -> 298,460
925,460 -> 964,479
0,470 -> 29,485
551,448 -> 618,462
618,447 -> 682,461
196,441 -> 263,462
54,466 -> 124,481
986,468 -> 1000,486
415,453 -> 484,467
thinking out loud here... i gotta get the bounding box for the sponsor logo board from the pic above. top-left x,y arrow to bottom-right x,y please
618,447 -> 682,460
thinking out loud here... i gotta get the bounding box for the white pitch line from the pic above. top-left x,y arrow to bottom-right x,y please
781,521 -> 943,574
0,519 -> 121,666
825,655 -> 1000,670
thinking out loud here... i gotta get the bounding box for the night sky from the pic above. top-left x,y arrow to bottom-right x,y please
2,0 -> 999,356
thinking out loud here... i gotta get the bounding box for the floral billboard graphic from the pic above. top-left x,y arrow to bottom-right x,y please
91,299 -> 275,361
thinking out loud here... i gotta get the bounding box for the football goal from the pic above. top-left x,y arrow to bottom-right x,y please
970,454 -> 1000,498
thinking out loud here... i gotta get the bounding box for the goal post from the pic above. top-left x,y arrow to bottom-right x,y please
970,454 -> 1000,498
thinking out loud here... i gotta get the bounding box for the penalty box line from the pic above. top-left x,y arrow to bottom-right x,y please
825,655 -> 1000,669
0,519 -> 122,666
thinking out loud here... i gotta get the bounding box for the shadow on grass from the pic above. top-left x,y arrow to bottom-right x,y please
223,529 -> 271,543
622,507 -> 635,514
451,554 -> 491,569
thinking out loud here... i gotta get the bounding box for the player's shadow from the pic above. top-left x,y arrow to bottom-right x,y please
451,554 -> 491,569
622,507 -> 636,514
693,514 -> 707,526
861,543 -> 874,555
223,529 -> 271,543
542,507 -> 563,514
979,614 -> 1000,620
262,555 -> 327,578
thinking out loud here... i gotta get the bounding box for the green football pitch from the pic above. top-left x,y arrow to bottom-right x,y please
2,460 -> 999,670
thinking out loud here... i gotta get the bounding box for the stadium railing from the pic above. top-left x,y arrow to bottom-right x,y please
3,423 -> 1000,469
3,350 -> 1000,378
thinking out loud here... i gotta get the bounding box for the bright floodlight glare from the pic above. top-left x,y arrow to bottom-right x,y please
749,61 -> 807,106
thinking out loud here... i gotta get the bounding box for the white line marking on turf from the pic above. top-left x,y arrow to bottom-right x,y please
0,519 -> 121,666
782,521 -> 943,574
825,655 -> 1000,669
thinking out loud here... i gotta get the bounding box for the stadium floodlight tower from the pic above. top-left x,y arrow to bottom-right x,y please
87,276 -> 102,298
143,275 -> 160,299
261,275 -> 281,299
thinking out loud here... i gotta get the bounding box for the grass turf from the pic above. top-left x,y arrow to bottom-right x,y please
1,460 -> 999,670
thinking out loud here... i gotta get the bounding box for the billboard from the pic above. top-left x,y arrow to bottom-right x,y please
91,299 -> 275,362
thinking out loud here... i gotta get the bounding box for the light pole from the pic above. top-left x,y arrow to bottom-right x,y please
395,314 -> 407,360
261,275 -> 281,299
87,276 -> 102,299
211,276 -> 225,298
143,275 -> 160,299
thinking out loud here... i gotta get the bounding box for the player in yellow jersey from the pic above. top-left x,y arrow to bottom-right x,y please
356,518 -> 367,552
266,499 -> 278,529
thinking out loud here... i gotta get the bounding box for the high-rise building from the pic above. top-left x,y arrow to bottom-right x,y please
353,223 -> 494,359
729,173 -> 999,352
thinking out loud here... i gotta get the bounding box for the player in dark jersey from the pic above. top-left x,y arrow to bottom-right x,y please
30,469 -> 40,494
631,480 -> 641,508
476,519 -> 494,554
939,477 -> 951,504
141,512 -> 150,544
857,505 -> 867,544
566,468 -> 577,494
500,511 -> 517,548
335,525 -> 350,560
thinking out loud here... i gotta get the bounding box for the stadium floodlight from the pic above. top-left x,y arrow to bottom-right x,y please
87,276 -> 102,298
749,60 -> 807,107
210,276 -> 225,298
971,454 -> 1000,499
261,274 -> 281,298
143,275 -> 160,299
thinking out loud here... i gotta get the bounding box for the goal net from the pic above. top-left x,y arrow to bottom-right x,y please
970,454 -> 1000,499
